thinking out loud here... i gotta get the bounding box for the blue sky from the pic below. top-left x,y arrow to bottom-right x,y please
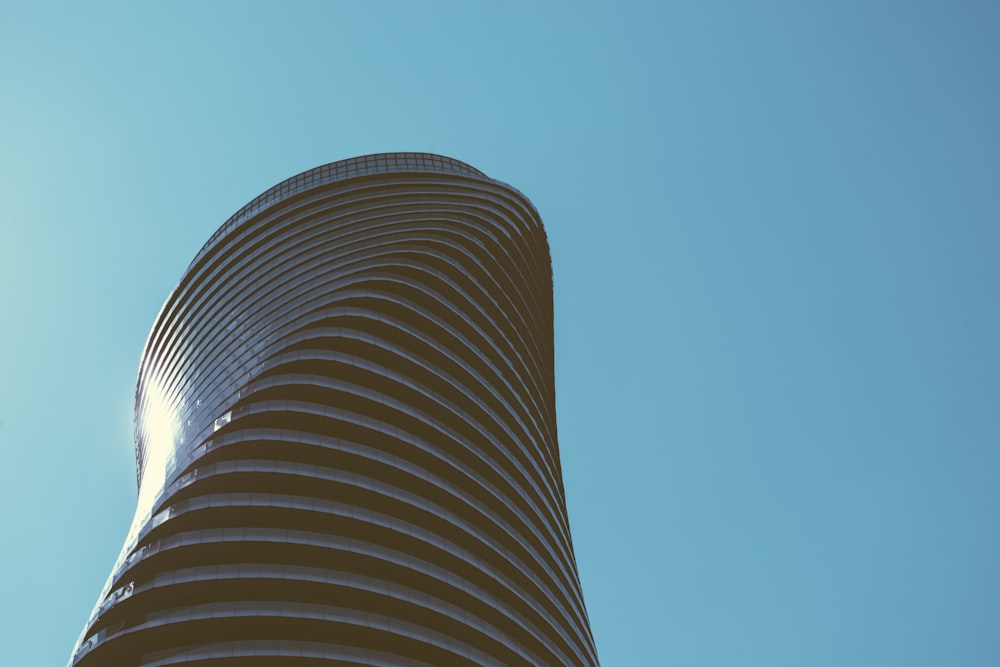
1,2 -> 998,665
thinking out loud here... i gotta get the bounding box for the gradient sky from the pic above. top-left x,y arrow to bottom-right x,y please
1,2 -> 998,666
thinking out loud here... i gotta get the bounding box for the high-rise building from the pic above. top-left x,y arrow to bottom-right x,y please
70,153 -> 600,667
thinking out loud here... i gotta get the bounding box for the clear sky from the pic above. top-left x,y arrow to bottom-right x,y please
1,2 -> 998,665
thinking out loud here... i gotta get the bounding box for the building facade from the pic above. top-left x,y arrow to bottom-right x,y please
70,153 -> 600,667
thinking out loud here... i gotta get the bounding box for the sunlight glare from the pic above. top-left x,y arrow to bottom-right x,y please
134,377 -> 178,525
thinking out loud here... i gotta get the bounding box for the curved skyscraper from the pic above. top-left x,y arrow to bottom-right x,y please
70,153 -> 600,667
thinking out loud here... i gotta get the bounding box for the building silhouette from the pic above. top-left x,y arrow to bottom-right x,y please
70,153 -> 600,667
